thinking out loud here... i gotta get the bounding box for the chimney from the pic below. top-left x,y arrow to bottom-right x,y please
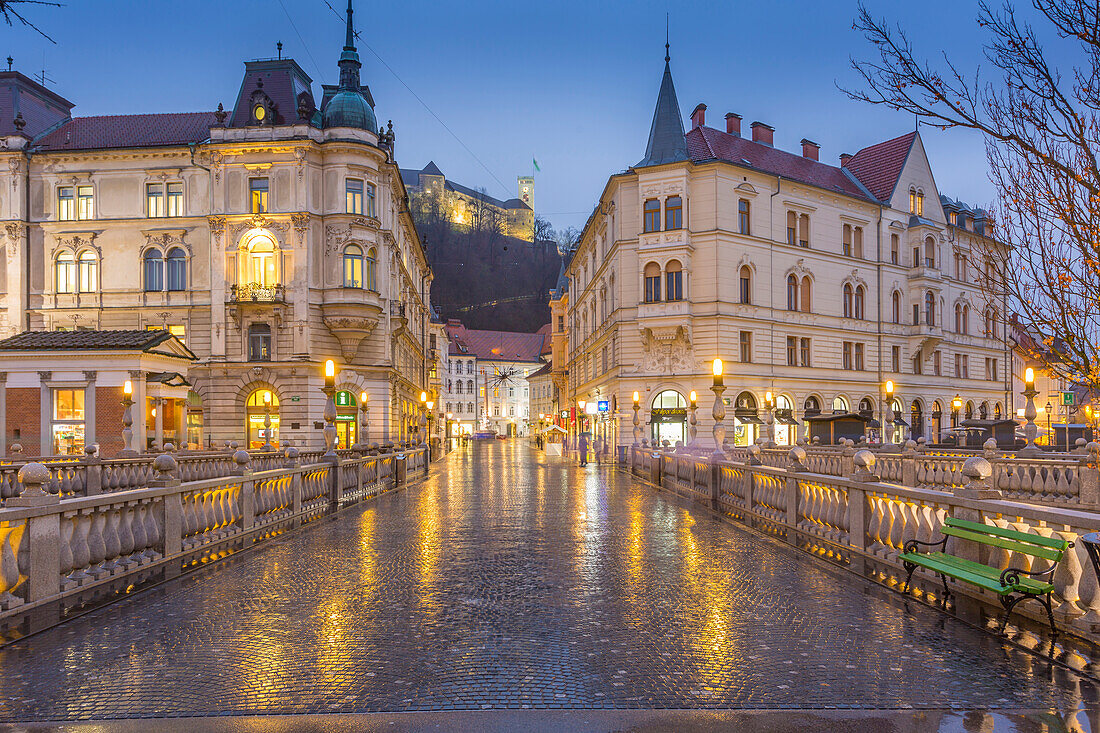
691,103 -> 707,129
839,152 -> 852,166
725,112 -> 741,136
750,121 -> 774,146
800,138 -> 820,161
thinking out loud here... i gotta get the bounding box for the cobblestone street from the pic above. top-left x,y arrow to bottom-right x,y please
0,441 -> 1095,723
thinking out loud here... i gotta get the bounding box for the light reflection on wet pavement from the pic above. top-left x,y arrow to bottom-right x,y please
0,440 -> 1096,725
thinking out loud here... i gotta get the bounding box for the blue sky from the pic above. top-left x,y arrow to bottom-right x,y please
4,0 -> 1021,230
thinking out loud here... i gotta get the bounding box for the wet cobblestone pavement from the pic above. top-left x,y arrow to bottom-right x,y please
0,441 -> 1096,721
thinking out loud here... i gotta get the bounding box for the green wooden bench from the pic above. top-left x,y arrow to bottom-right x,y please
900,516 -> 1071,637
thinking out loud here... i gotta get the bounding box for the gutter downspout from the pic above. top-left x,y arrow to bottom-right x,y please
22,148 -> 31,331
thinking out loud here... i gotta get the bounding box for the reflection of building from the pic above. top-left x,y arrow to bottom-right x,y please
0,3 -> 433,452
442,320 -> 547,436
0,329 -> 194,456
401,162 -> 534,240
563,49 -> 1012,450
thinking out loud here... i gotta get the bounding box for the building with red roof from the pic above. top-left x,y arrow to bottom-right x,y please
559,46 -> 1013,452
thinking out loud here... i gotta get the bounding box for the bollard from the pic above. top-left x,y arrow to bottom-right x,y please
394,453 -> 407,487
649,451 -> 661,487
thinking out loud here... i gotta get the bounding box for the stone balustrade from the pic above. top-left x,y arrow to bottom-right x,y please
630,445 -> 1100,642
0,446 -> 428,632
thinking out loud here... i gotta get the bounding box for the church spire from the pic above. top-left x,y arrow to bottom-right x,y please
637,37 -> 688,168
338,0 -> 362,91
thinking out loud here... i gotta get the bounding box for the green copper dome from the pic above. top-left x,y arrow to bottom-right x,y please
323,90 -> 377,133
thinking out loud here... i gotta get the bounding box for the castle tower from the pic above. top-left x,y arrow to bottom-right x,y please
518,176 -> 534,210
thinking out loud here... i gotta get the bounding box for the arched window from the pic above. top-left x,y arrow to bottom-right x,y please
855,285 -> 865,320
77,250 -> 97,293
245,388 -> 280,449
245,232 -> 277,287
832,395 -> 849,413
916,189 -> 924,216
962,304 -> 969,334
800,276 -> 812,313
925,291 -> 935,326
858,397 -> 874,415
143,248 -> 163,292
994,402 -> 1003,419
786,274 -> 798,311
643,262 -> 661,303
924,236 -> 935,268
343,244 -> 363,288
911,400 -> 924,440
643,199 -> 660,233
984,307 -> 997,336
665,259 -> 683,301
739,265 -> 752,304
365,246 -> 377,291
166,247 -> 186,291
843,283 -> 853,318
965,401 -> 974,421
891,290 -> 901,323
665,196 -> 682,230
804,396 -> 821,416
56,251 -> 76,293
466,379 -> 473,392
909,187 -> 917,214
979,401 -> 989,419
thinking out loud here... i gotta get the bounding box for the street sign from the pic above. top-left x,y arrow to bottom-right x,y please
597,400 -> 609,412
290,396 -> 301,402
1063,391 -> 1075,406
336,391 -> 353,407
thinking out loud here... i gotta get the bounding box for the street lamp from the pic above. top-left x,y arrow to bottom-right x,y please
711,358 -> 726,459
120,379 -> 136,457
419,391 -> 428,446
262,390 -> 273,451
883,380 -> 895,447
632,391 -> 642,446
688,390 -> 698,447
1046,401 -> 1054,448
764,390 -> 775,447
1020,367 -> 1041,455
951,394 -> 962,430
322,359 -> 338,459
358,390 -> 369,450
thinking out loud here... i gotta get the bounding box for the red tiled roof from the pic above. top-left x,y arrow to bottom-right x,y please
444,322 -> 546,362
842,131 -> 917,203
35,112 -> 218,151
535,323 -> 553,355
687,126 -> 873,202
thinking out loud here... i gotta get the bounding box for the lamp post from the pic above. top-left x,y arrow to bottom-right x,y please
1020,367 -> 1042,455
322,359 -> 338,459
357,390 -> 369,450
262,390 -> 273,451
711,358 -> 727,459
1046,401 -> 1053,449
951,394 -> 962,433
688,390 -> 698,447
764,390 -> 775,447
578,399 -> 586,436
419,391 -> 428,446
426,399 -> 435,445
882,380 -> 896,448
120,379 -> 137,457
632,391 -> 642,446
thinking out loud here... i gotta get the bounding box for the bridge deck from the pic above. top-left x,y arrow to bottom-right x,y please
0,441 -> 1092,723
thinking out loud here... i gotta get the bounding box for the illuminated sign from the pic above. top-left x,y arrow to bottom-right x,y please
585,402 -> 598,415
335,391 -> 354,407
597,400 -> 609,413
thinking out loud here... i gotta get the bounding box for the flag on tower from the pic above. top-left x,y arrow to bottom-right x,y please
532,158 -> 541,172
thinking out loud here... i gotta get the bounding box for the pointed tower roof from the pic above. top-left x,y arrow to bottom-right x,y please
321,0 -> 377,133
637,42 -> 688,168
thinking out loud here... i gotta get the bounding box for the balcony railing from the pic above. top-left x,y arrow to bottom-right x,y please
231,283 -> 286,303
390,301 -> 406,318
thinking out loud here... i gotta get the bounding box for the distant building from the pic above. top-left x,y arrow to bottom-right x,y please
401,162 -> 534,240
526,362 -> 554,429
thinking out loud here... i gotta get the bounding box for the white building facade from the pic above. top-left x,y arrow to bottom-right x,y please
563,54 -> 1012,452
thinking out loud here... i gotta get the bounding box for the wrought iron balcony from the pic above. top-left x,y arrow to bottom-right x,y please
390,301 -> 406,318
230,283 -> 286,303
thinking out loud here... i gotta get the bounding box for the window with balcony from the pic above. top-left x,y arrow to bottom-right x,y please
250,178 -> 269,213
924,236 -> 936,268
248,323 -> 271,361
343,244 -> 363,287
643,199 -> 660,233
665,196 -> 682,230
346,178 -> 363,214
739,265 -> 752,304
738,199 -> 750,235
643,262 -> 661,303
246,232 -> 277,287
143,248 -> 163,292
665,260 -> 683,301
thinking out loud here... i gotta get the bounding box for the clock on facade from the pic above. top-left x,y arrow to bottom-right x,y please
253,104 -> 266,122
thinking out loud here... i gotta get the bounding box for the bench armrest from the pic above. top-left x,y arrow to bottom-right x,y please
999,563 -> 1058,588
903,536 -> 948,554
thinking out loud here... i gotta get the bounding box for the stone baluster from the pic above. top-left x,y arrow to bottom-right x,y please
9,463 -> 61,604
0,522 -> 21,609
68,513 -> 91,584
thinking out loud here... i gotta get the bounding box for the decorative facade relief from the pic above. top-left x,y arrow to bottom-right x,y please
639,325 -> 693,374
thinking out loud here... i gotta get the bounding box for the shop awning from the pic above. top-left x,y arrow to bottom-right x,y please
775,414 -> 800,425
734,413 -> 764,425
892,417 -> 910,427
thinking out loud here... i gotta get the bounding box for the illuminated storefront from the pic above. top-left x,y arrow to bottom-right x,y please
245,389 -> 279,449
650,390 -> 686,445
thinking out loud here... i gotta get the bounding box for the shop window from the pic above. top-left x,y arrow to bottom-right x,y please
52,387 -> 85,455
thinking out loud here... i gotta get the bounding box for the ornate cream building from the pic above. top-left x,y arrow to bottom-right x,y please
561,49 -> 1013,451
0,2 -> 434,452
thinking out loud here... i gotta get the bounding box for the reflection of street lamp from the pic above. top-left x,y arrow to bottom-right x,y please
951,394 -> 962,430
883,380 -> 895,447
262,390 -> 273,450
688,390 -> 698,447
711,358 -> 726,459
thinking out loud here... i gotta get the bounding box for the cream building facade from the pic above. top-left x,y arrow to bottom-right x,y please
562,52 -> 1013,452
0,3 -> 433,452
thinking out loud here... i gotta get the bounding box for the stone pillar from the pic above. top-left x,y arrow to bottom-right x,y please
131,370 -> 146,453
9,463 -> 60,607
901,440 -> 918,487
0,371 -> 7,456
153,397 -> 165,451
81,447 -> 102,496
1079,443 -> 1100,506
177,399 -> 188,450
38,370 -> 51,456
950,457 -> 1000,565
839,439 -> 856,477
83,371 -> 97,449
286,447 -> 303,519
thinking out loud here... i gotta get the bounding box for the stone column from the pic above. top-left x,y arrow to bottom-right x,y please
38,370 -> 51,456
1079,443 -> 1100,506
9,463 -> 60,608
0,372 -> 7,456
177,399 -> 188,450
153,397 -> 165,451
83,371 -> 97,449
131,370 -> 146,453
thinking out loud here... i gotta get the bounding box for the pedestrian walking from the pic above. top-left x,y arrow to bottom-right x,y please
578,433 -> 589,466
593,436 -> 602,465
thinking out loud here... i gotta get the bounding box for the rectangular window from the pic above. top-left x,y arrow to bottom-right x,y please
665,196 -> 682,230
168,324 -> 186,340
959,354 -> 969,379
58,187 -> 75,221
854,227 -> 863,259
843,225 -> 851,256
739,331 -> 752,363
147,183 -> 165,218
166,182 -> 183,217
891,345 -> 900,373
557,316 -> 564,331
248,326 -> 271,362
643,199 -> 660,233
787,336 -> 797,366
186,410 -> 203,449
891,234 -> 899,264
787,211 -> 796,245
934,350 -> 942,376
665,270 -> 683,301
913,355 -> 923,375
52,388 -> 86,455
843,342 -> 853,371
77,186 -> 94,220
250,178 -> 269,213
854,342 -> 865,371
644,274 -> 661,303
346,178 -> 363,214
738,199 -> 750,235
800,337 -> 811,367
798,214 -> 809,247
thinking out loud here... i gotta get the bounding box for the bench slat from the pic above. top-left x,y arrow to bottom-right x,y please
900,552 -> 1054,595
941,526 -> 1065,562
944,517 -> 1068,550
917,552 -> 1053,594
